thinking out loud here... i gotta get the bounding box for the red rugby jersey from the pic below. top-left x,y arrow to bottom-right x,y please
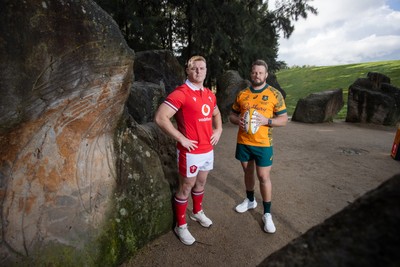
164,82 -> 217,154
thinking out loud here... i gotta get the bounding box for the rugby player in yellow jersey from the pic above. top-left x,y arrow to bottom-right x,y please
229,59 -> 288,233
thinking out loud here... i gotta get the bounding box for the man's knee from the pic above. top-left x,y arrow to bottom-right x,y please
258,175 -> 271,184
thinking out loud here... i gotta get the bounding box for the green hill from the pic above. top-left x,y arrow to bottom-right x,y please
276,60 -> 400,119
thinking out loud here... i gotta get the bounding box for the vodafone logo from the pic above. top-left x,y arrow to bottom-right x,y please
202,104 -> 211,116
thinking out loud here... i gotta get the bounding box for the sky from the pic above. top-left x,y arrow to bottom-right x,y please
273,0 -> 400,67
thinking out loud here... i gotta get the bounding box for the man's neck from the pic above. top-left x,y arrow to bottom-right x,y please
186,79 -> 203,90
252,82 -> 267,90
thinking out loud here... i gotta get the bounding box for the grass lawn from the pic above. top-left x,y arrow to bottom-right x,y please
276,60 -> 400,119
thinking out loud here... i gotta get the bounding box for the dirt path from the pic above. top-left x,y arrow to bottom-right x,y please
123,121 -> 400,267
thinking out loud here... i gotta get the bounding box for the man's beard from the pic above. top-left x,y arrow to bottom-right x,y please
251,80 -> 265,87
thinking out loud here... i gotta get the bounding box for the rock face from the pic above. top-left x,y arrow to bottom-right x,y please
128,50 -> 185,124
111,117 -> 174,264
258,174 -> 400,267
133,50 -> 185,95
127,50 -> 181,188
292,89 -> 344,123
0,1 -> 173,266
216,70 -> 251,122
127,81 -> 166,124
346,72 -> 400,125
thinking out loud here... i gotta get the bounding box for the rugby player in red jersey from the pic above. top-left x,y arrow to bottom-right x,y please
155,55 -> 223,245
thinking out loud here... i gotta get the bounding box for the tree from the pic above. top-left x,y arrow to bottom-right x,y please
96,0 -> 176,50
95,0 -> 317,86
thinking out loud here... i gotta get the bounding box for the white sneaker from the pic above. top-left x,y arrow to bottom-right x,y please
174,224 -> 195,245
189,210 -> 213,228
235,198 -> 257,213
262,213 -> 276,233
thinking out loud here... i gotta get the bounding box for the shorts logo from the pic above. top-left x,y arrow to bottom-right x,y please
190,165 -> 198,174
202,104 -> 211,116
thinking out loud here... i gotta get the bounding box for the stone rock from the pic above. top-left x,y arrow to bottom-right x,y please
134,50 -> 185,94
367,71 -> 391,87
0,1 -> 173,266
110,116 -> 174,263
216,70 -> 250,123
258,174 -> 400,267
127,118 -> 178,188
346,72 -> 400,125
292,89 -> 344,123
127,81 -> 166,124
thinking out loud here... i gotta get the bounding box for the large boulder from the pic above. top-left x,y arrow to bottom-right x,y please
133,50 -> 185,95
292,89 -> 344,123
346,72 -> 400,125
258,174 -> 400,267
127,118 -> 178,188
127,81 -> 166,124
110,117 -> 174,265
127,50 -> 186,124
0,1 -> 173,266
216,70 -> 250,123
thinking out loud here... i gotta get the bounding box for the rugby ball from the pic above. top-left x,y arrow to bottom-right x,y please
243,108 -> 260,134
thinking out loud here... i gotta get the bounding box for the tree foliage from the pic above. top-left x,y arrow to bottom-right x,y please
95,0 -> 317,86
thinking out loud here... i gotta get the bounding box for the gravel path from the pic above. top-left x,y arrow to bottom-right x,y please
123,121 -> 400,267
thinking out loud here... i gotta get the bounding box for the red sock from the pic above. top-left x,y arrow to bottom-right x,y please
174,196 -> 188,226
191,190 -> 204,214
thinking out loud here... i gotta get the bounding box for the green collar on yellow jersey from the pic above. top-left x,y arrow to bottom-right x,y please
249,84 -> 270,93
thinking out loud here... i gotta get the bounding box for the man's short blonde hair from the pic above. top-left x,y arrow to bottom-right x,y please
187,55 -> 206,69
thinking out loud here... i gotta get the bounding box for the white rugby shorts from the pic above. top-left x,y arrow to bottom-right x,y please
177,149 -> 214,178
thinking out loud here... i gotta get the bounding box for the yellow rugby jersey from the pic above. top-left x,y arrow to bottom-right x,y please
232,84 -> 287,147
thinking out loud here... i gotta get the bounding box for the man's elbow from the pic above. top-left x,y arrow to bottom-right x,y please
283,115 -> 289,126
154,111 -> 163,127
228,113 -> 237,124
278,114 -> 289,127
